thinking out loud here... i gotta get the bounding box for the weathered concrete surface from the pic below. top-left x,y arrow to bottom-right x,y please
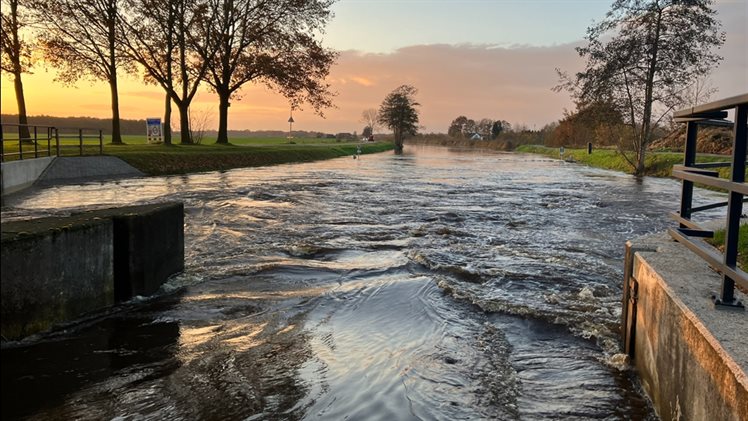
629,232 -> 747,421
1,202 -> 184,340
1,216 -> 114,340
36,156 -> 143,185
80,202 -> 185,301
1,156 -> 55,195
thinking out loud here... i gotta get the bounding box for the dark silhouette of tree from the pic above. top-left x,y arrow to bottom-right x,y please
34,0 -> 131,144
377,85 -> 419,154
200,0 -> 336,144
556,0 -> 724,176
119,0 -> 218,144
1,0 -> 33,141
491,121 -> 504,139
362,126 -> 372,138
447,116 -> 468,138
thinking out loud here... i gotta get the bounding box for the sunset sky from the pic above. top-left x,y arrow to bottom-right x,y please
1,0 -> 746,134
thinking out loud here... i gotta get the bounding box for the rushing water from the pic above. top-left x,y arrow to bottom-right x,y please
1,146 -> 725,420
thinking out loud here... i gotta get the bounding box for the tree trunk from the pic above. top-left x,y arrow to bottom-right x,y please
394,128 -> 403,154
163,93 -> 172,145
13,70 -> 31,142
109,72 -> 123,144
178,102 -> 191,144
215,91 -> 230,144
635,7 -> 663,177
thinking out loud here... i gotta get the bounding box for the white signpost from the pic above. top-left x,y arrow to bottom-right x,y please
146,118 -> 163,144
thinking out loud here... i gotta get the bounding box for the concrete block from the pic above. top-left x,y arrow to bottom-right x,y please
1,217 -> 114,339
1,201 -> 184,339
78,202 -> 185,301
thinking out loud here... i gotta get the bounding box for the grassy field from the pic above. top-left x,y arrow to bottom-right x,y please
515,145 -> 737,179
2,135 -> 394,175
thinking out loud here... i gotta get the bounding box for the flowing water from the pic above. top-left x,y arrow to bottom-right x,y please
1,146 -> 725,420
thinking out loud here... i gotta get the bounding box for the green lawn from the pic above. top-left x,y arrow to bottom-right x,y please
515,145 -> 738,179
1,135 -> 394,175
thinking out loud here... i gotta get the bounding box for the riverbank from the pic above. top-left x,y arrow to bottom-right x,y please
1,134 -> 395,176
107,141 -> 394,175
515,145 -> 733,178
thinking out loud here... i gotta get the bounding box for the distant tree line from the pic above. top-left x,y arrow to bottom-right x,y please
1,0 -> 337,146
0,113 -> 349,138
447,116 -> 512,140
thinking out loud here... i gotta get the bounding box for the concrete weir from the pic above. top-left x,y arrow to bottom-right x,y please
623,232 -> 747,421
1,202 -> 184,340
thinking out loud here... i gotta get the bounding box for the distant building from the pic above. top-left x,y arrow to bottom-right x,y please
470,133 -> 483,140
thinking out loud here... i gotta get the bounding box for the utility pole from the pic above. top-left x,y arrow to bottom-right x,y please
287,111 -> 295,139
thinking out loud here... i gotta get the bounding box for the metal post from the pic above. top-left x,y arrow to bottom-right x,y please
0,124 -> 4,163
34,126 -> 38,158
99,130 -> 103,155
18,126 -> 23,160
718,104 -> 748,306
79,129 -> 83,156
55,128 -> 60,157
47,127 -> 51,157
679,121 -> 698,226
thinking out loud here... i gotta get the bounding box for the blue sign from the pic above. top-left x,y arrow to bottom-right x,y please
146,118 -> 162,143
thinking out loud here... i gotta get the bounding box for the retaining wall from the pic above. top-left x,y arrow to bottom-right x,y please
1,202 -> 184,340
0,157 -> 55,195
622,233 -> 747,421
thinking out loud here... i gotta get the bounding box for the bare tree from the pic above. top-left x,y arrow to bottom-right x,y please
360,108 -> 380,135
34,0 -> 131,144
198,0 -> 336,144
119,0 -> 218,144
556,0 -> 724,176
1,0 -> 33,140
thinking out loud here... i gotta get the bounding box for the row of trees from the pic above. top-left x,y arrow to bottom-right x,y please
1,0 -> 337,145
447,116 -> 512,140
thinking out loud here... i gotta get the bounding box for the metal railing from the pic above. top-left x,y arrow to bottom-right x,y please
668,93 -> 748,309
54,126 -> 104,157
0,123 -> 104,162
0,123 -> 56,162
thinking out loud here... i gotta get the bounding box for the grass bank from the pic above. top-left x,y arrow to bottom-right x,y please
108,140 -> 394,175
515,145 -> 735,178
2,135 -> 395,175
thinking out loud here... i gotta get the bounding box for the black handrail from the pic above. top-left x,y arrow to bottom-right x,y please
0,123 -> 104,162
669,93 -> 748,309
0,123 -> 56,162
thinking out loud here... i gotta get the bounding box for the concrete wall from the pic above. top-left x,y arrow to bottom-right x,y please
1,218 -> 114,340
1,202 -> 184,340
1,157 -> 55,195
624,233 -> 748,421
82,203 -> 185,300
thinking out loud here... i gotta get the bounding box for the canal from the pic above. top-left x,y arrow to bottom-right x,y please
1,145 -> 724,420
